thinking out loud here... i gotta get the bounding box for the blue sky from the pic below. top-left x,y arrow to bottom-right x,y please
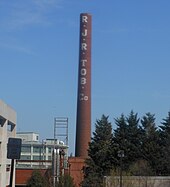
0,0 -> 170,155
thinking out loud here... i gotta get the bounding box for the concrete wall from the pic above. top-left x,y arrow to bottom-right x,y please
0,100 -> 16,187
104,176 -> 170,187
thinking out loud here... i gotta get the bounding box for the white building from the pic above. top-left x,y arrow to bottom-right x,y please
0,100 -> 16,187
16,132 -> 68,169
17,131 -> 39,142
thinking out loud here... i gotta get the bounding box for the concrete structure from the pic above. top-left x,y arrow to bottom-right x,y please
75,13 -> 92,158
104,176 -> 170,187
0,100 -> 16,187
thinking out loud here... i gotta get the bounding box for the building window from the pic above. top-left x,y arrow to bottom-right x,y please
0,117 -> 6,127
48,147 -> 52,153
20,155 -> 31,160
48,156 -> 52,160
33,146 -> 41,153
7,121 -> 15,132
16,164 -> 31,168
21,146 -> 31,153
33,156 -> 43,160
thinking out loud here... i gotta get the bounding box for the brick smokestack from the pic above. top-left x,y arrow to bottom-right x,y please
75,13 -> 92,158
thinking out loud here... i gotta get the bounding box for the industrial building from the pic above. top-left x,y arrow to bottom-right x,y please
0,100 -> 17,187
15,131 -> 69,186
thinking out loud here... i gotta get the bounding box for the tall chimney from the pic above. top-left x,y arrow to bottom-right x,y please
75,13 -> 92,158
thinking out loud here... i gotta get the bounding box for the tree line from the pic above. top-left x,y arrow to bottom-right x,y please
82,111 -> 170,187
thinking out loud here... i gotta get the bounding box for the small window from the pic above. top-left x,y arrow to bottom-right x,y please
7,121 -> 15,132
33,155 -> 43,160
0,117 -> 6,127
33,146 -> 41,153
48,147 -> 52,153
21,146 -> 31,153
48,156 -> 52,160
20,155 -> 31,160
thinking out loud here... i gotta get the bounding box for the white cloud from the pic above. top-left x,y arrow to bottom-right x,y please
99,27 -> 130,34
0,40 -> 35,55
0,0 -> 63,30
0,0 -> 63,55
33,0 -> 63,9
99,26 -> 160,35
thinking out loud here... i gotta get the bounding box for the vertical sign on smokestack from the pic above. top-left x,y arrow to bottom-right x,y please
75,13 -> 92,158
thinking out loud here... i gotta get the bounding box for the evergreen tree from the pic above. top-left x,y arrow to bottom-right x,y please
159,112 -> 170,143
82,115 -> 114,187
113,111 -> 142,170
141,113 -> 160,175
125,111 -> 142,168
114,114 -> 128,150
113,114 -> 128,169
56,174 -> 75,187
159,112 -> 170,175
27,170 -> 48,187
129,159 -> 153,176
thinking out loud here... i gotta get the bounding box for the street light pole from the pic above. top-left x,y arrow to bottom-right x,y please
120,155 -> 123,187
118,150 -> 124,187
